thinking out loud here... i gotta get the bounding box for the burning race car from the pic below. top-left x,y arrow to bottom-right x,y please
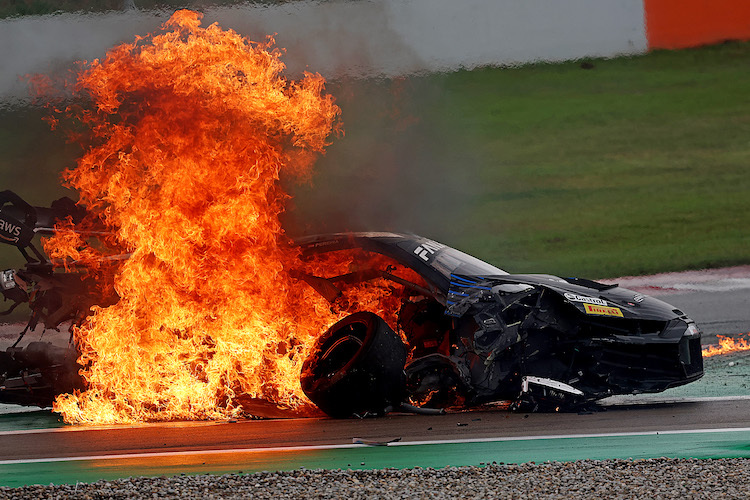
297,232 -> 704,415
0,191 -> 703,416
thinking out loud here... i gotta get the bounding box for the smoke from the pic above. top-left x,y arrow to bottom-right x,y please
0,10 -> 166,103
2,2 -> 487,243
0,2 -> 423,102
282,76 -> 479,243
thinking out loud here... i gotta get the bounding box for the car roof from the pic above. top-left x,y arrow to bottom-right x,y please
295,232 -> 507,294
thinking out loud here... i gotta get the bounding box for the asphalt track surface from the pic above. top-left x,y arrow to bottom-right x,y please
1,267 -> 750,484
2,398 -> 750,462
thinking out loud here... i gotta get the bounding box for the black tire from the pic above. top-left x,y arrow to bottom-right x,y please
301,312 -> 407,418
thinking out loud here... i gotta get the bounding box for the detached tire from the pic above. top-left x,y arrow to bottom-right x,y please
301,312 -> 407,418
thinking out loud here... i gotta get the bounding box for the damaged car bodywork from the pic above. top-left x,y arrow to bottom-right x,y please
0,191 -> 704,415
297,232 -> 704,416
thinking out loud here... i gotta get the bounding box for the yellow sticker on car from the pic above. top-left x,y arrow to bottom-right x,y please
584,303 -> 624,317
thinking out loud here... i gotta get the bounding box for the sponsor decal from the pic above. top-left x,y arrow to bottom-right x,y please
413,240 -> 444,262
632,293 -> 645,303
564,292 -> 607,307
0,220 -> 21,239
584,303 -> 624,317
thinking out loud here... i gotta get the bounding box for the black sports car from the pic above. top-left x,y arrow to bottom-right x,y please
0,191 -> 703,415
297,232 -> 704,416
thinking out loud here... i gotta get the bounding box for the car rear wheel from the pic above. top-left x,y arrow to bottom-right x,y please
301,311 -> 407,418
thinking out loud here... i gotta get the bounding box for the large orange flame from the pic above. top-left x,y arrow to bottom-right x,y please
702,335 -> 750,358
38,10 -> 370,424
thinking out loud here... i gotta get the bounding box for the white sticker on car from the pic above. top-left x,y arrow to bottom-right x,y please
413,240 -> 444,262
564,292 -> 608,307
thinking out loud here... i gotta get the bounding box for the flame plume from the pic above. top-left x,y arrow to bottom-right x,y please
45,10 -> 348,424
702,335 -> 750,358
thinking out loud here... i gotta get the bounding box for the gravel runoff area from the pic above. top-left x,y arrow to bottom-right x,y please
1,458 -> 749,499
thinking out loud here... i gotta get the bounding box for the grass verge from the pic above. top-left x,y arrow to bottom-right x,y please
295,42 -> 750,278
3,42 -> 750,278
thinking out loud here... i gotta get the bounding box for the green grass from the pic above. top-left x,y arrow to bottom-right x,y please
4,42 -> 750,279
293,42 -> 750,278
429,44 -> 750,277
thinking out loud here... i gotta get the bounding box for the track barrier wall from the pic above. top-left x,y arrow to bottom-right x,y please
1,0 -> 749,100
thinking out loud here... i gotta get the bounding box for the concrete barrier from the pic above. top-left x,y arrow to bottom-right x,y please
1,0 -> 647,100
1,0 -> 749,101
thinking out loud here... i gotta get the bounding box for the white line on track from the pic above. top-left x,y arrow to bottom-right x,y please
3,426 -> 750,466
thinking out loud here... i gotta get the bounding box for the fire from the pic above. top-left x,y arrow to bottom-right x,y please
34,10 -> 382,424
702,335 -> 750,358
